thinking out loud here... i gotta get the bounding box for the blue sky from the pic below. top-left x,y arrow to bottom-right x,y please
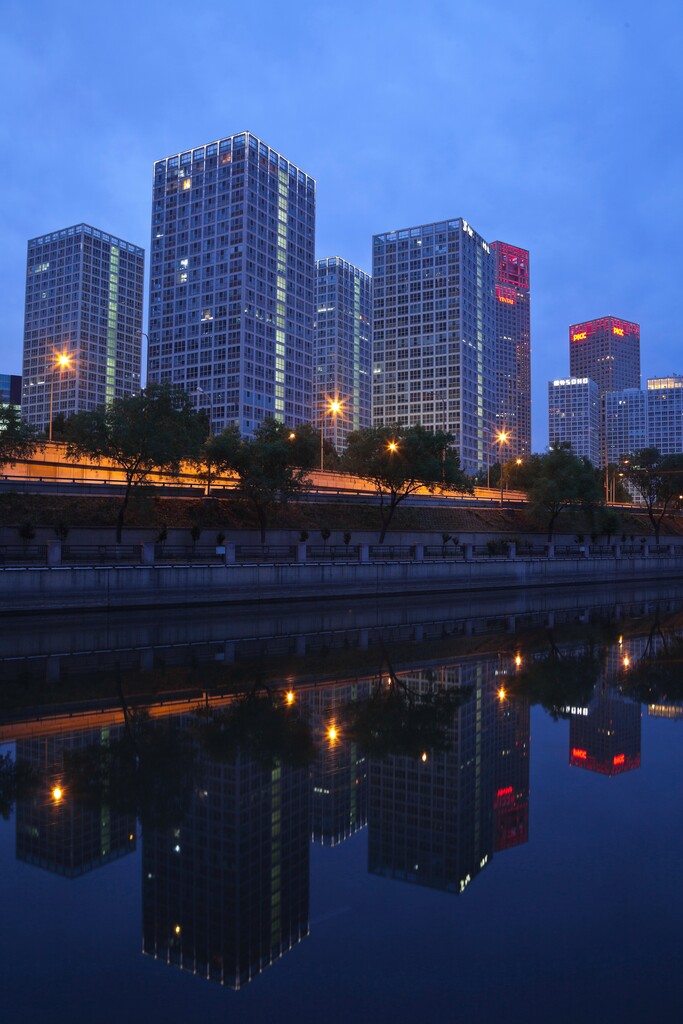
2,0 -> 681,450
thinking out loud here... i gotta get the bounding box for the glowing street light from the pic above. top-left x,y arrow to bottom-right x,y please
320,398 -> 342,471
48,352 -> 73,442
52,785 -> 64,803
387,440 -> 398,453
327,725 -> 338,742
497,431 -> 509,506
498,687 -> 507,701
285,690 -> 295,705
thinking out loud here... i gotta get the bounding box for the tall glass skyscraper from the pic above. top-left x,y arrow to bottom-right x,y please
314,257 -> 372,451
372,219 -> 495,474
147,132 -> 316,435
491,241 -> 531,460
22,224 -> 144,430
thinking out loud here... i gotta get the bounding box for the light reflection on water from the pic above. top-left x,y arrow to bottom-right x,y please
2,583 -> 683,1023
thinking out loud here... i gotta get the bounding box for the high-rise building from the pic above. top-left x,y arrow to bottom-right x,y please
372,219 -> 495,474
0,373 -> 21,411
314,257 -> 372,452
569,316 -> 640,396
22,224 -> 144,431
605,376 -> 683,461
605,388 -> 648,464
568,316 -> 640,467
547,377 -> 600,464
491,242 -> 531,460
647,376 -> 683,455
147,132 -> 316,436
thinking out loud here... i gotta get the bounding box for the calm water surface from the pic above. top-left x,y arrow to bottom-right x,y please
2,584 -> 683,1024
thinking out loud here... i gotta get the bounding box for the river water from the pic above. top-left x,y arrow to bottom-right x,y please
2,582 -> 683,1023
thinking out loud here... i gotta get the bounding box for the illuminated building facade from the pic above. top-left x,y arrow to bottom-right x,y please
569,316 -> 640,396
15,727 -> 136,877
547,377 -> 600,464
0,373 -> 21,411
143,748 -> 310,989
491,242 -> 531,460
372,219 -> 495,474
22,224 -> 144,431
314,258 -> 372,452
146,132 -> 316,436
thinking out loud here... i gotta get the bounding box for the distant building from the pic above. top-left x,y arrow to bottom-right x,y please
22,224 -> 144,431
491,242 -> 531,460
146,132 -> 316,436
0,373 -> 21,410
547,377 -> 600,465
605,388 -> 648,464
606,376 -> 683,461
372,218 -> 495,474
569,316 -> 640,467
646,376 -> 683,455
314,258 -> 372,452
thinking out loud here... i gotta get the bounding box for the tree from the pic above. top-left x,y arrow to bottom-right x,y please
341,424 -> 473,543
517,443 -> 602,542
622,448 -> 683,543
0,405 -> 39,468
206,417 -> 312,542
64,383 -> 208,541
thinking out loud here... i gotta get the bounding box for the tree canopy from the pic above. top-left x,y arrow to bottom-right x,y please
0,405 -> 39,468
205,416 -> 313,541
621,448 -> 683,542
64,383 -> 208,540
341,424 -> 473,542
512,442 -> 602,542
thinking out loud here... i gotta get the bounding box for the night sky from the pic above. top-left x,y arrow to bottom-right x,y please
2,0 -> 681,450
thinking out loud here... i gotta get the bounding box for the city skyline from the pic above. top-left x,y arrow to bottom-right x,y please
2,1 -> 682,452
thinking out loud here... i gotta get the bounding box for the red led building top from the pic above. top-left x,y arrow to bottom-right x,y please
570,316 -> 640,343
491,241 -> 529,290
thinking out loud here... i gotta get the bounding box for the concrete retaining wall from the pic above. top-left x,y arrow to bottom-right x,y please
1,554 -> 681,613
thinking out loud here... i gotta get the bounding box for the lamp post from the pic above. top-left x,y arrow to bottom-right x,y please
48,353 -> 72,442
320,398 -> 341,471
497,431 -> 509,506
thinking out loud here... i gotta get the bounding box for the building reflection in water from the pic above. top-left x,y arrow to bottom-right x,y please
569,687 -> 641,775
494,657 -> 530,852
303,681 -> 370,846
15,727 -> 136,877
142,742 -> 310,989
368,662 -> 492,893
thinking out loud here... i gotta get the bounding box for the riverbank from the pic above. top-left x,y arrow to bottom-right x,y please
2,549 -> 682,613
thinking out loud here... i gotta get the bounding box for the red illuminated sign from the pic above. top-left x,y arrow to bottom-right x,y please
613,753 -> 625,765
572,748 -> 587,760
496,284 -> 516,305
572,332 -> 587,341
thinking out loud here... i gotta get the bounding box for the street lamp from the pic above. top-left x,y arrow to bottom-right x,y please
48,353 -> 73,442
320,398 -> 342,471
497,431 -> 509,506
